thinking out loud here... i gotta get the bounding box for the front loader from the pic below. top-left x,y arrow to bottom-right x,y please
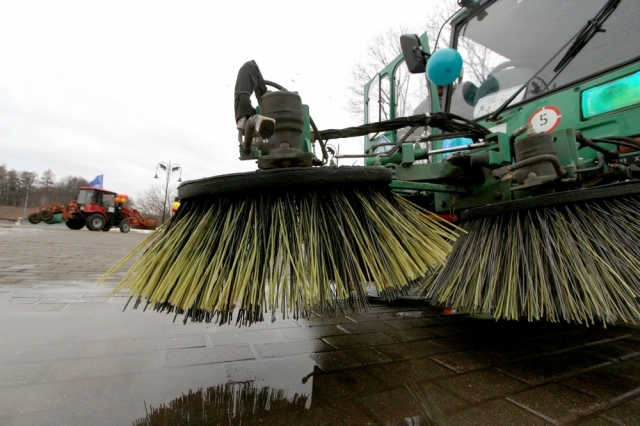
30,187 -> 157,233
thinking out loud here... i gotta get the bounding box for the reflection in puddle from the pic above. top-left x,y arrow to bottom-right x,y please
130,317 -> 612,424
134,381 -> 309,425
132,363 -> 445,425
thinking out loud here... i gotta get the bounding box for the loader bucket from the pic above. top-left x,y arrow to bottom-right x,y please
130,218 -> 158,230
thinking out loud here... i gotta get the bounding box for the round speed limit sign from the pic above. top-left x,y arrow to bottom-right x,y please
528,106 -> 562,133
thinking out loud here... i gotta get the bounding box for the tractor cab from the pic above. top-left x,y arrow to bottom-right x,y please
76,187 -> 117,213
76,188 -> 102,206
75,187 -> 129,232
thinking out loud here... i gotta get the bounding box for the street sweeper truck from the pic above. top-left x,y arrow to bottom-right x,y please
103,0 -> 640,327
344,0 -> 640,325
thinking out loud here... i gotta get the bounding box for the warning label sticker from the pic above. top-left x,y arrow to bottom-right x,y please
528,106 -> 562,133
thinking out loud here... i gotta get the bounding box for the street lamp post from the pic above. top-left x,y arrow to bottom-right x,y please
154,161 -> 182,224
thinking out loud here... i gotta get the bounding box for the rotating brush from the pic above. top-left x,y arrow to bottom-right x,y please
100,167 -> 458,326
418,180 -> 640,325
99,61 -> 460,326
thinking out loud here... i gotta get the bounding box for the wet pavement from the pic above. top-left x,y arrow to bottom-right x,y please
0,223 -> 639,425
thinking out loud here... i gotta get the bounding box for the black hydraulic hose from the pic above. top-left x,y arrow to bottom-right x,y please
320,112 -> 489,141
424,131 -> 478,142
310,117 -> 329,165
384,125 -> 421,157
320,115 -> 431,140
264,80 -> 287,91
605,136 -> 640,148
592,138 -> 640,152
577,132 -> 640,159
593,136 -> 640,150
576,132 -> 619,159
510,154 -> 566,178
367,143 -> 397,153
445,112 -> 491,136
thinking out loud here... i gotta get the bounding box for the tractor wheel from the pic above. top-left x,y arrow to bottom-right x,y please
65,219 -> 85,230
38,209 -> 54,221
119,220 -> 131,233
85,214 -> 106,231
28,213 -> 41,224
102,224 -> 112,232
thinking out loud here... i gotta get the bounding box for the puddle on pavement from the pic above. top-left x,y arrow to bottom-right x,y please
133,381 -> 310,425
131,358 -> 314,424
130,353 -> 444,425
125,318 -> 640,425
131,372 -> 434,425
134,356 -> 319,424
130,368 -> 451,425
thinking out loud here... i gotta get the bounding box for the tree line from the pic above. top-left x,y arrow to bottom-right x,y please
0,162 -> 179,221
0,164 -> 89,208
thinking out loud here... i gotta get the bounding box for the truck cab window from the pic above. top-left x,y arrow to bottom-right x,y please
395,60 -> 430,144
448,0 -> 636,120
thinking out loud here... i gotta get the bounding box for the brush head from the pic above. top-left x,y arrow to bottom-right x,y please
421,179 -> 640,325
104,166 -> 459,326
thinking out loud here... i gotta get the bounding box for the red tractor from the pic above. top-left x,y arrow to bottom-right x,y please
29,187 -> 158,233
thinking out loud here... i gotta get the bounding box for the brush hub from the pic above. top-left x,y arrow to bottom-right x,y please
177,166 -> 393,199
255,91 -> 314,169
259,91 -> 304,154
513,133 -> 558,187
461,179 -> 640,221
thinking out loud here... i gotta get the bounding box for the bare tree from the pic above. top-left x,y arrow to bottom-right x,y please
136,185 -> 178,220
4,169 -> 21,206
347,26 -> 413,117
37,169 -> 55,205
19,171 -> 38,210
346,0 -> 496,119
48,175 -> 88,204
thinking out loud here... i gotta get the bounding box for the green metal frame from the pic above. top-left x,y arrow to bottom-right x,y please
361,1 -> 640,215
363,33 -> 440,166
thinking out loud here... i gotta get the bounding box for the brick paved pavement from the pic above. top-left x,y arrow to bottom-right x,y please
0,223 -> 639,425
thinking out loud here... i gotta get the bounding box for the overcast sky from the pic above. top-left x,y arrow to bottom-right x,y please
0,0 -> 442,199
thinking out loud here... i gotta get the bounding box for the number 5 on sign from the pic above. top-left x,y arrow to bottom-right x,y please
528,106 -> 562,133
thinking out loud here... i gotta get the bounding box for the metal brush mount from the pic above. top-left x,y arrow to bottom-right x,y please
512,132 -> 565,189
493,127 -> 566,191
254,91 -> 314,169
234,60 -> 315,170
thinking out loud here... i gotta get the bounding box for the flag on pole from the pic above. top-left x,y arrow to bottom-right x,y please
89,175 -> 104,188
